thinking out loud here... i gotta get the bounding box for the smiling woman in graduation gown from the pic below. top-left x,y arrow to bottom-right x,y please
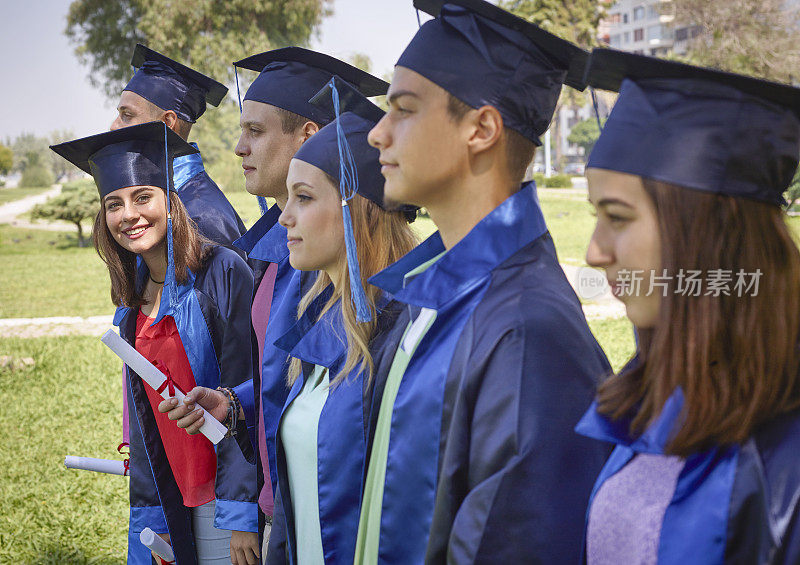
51,122 -> 258,565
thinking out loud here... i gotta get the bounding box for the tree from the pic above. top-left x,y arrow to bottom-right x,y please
0,144 -> 12,176
670,0 -> 800,83
10,133 -> 50,174
31,180 -> 99,246
19,152 -> 55,188
499,0 -> 605,49
499,0 -> 606,167
49,129 -> 78,182
567,117 -> 606,159
66,0 -> 333,98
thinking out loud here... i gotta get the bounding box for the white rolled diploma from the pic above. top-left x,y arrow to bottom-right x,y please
64,455 -> 126,475
140,527 -> 175,563
101,329 -> 227,445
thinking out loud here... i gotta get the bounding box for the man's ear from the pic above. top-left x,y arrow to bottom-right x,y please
162,110 -> 179,132
467,105 -> 504,156
301,121 -> 320,142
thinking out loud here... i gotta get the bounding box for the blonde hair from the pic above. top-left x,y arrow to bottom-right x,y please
287,192 -> 417,387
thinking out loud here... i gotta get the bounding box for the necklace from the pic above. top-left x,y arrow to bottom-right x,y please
149,273 -> 165,285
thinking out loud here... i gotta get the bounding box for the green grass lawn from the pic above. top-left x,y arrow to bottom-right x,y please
0,336 -> 127,563
0,185 -> 52,205
0,225 -> 113,318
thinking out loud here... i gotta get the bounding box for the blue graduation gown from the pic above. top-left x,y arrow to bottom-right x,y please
367,182 -> 613,563
173,147 -> 246,246
576,389 -> 800,564
232,205 -> 303,504
118,246 -> 258,565
267,287 -> 402,565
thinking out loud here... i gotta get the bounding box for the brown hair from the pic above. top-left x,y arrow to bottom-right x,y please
287,191 -> 417,387
275,107 -> 320,135
598,179 -> 800,456
93,190 -> 210,308
446,93 -> 535,185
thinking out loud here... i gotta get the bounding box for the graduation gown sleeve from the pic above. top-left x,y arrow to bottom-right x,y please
196,248 -> 258,532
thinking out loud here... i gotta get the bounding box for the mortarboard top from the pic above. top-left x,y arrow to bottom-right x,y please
233,47 -> 389,125
585,48 -> 800,206
414,0 -> 588,89
309,75 -> 386,124
586,48 -> 800,115
50,122 -> 198,199
399,0 -> 588,145
125,44 -> 228,123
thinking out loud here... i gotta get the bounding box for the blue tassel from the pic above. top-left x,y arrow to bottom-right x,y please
234,66 -> 243,113
342,201 -> 371,322
163,124 -> 177,314
327,79 -> 373,323
235,66 -> 266,216
257,195 -> 270,215
165,216 -> 178,312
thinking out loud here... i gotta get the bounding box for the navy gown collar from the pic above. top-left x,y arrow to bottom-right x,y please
172,143 -> 205,190
274,283 -> 347,372
233,204 -> 288,264
575,388 -> 686,455
369,182 -> 548,309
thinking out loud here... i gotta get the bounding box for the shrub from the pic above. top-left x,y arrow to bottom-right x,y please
545,174 -> 573,188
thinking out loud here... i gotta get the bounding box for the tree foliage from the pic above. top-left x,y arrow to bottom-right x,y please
0,144 -> 12,176
670,0 -> 800,83
31,180 -> 99,246
567,117 -> 606,158
9,133 -> 50,174
499,0 -> 605,49
19,153 -> 55,189
66,0 -> 333,98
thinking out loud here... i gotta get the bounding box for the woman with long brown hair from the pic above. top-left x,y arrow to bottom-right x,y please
264,83 -> 417,564
52,122 -> 259,565
577,49 -> 800,564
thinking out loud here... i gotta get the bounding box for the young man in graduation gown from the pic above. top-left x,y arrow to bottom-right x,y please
111,43 -> 246,246
161,48 -> 389,556
355,1 -> 613,563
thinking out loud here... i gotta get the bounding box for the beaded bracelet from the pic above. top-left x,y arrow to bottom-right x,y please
216,387 -> 240,438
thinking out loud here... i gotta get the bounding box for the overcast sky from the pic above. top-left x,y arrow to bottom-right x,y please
0,0 -> 433,140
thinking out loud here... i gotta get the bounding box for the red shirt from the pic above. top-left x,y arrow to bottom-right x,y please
136,311 -> 217,508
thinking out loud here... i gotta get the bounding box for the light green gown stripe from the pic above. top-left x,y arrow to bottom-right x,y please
281,364 -> 329,564
354,251 -> 445,564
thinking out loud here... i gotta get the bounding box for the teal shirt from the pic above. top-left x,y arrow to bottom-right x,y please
280,364 -> 329,564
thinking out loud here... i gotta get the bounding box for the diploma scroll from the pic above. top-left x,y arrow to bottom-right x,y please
140,527 -> 175,563
101,329 -> 227,445
64,456 -> 127,475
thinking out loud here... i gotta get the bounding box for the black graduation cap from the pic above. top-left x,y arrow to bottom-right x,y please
233,47 -> 389,125
398,0 -> 587,145
125,44 -> 228,123
586,48 -> 800,206
50,121 -> 198,198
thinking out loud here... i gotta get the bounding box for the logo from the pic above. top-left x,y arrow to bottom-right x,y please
575,266 -> 609,300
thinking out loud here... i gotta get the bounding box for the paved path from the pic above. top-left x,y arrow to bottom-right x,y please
0,185 -> 62,224
0,315 -> 114,338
